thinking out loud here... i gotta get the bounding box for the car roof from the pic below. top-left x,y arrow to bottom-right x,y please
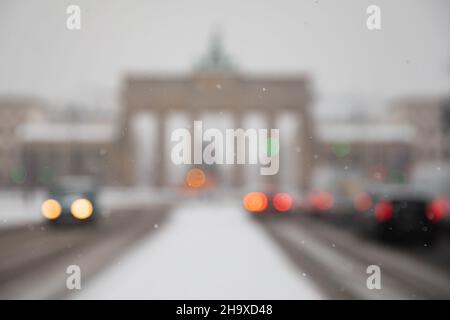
365,183 -> 433,200
52,175 -> 97,192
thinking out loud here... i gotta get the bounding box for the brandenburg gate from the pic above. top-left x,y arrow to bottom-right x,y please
118,36 -> 315,190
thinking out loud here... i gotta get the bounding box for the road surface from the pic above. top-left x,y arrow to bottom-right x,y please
258,214 -> 450,299
1,196 -> 450,299
0,206 -> 168,299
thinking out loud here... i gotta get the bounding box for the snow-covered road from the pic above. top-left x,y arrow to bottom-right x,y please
75,199 -> 322,299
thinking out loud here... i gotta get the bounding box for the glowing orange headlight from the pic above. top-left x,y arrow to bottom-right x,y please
70,198 -> 94,220
41,199 -> 62,220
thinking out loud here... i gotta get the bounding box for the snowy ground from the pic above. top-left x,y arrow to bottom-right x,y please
74,199 -> 322,299
0,191 -> 46,228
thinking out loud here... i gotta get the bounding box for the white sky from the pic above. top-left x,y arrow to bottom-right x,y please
0,0 -> 449,108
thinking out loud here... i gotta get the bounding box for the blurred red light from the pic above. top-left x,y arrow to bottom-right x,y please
353,192 -> 372,212
273,192 -> 293,212
375,201 -> 394,222
309,191 -> 334,211
426,197 -> 449,223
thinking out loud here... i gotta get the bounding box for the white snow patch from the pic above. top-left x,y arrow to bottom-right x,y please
0,191 -> 46,228
74,200 -> 322,299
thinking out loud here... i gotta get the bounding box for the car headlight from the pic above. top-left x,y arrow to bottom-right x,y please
70,198 -> 94,220
41,199 -> 62,220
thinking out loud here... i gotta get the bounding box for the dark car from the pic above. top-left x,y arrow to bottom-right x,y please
358,183 -> 448,243
40,175 -> 100,225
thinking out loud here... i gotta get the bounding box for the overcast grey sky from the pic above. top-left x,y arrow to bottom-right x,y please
0,0 -> 449,108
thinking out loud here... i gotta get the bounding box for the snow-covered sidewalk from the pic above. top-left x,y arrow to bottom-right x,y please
0,191 -> 46,228
75,199 -> 322,299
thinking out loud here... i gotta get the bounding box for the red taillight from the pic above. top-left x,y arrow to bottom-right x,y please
426,197 -> 449,223
273,192 -> 293,212
309,191 -> 334,211
243,192 -> 268,213
353,192 -> 372,212
375,201 -> 394,222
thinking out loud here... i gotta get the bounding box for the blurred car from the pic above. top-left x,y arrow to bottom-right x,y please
305,190 -> 335,214
305,165 -> 362,217
411,162 -> 450,229
242,190 -> 296,215
357,183 -> 448,243
40,175 -> 100,225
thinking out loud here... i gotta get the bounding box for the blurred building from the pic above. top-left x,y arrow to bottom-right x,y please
390,96 -> 450,163
118,35 -> 315,190
0,97 -> 45,187
19,122 -> 120,187
315,95 -> 450,188
0,97 -> 122,188
316,121 -> 414,185
3,39 -> 448,192
1,37 -> 315,190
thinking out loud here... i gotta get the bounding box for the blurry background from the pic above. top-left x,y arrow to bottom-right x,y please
0,0 -> 449,299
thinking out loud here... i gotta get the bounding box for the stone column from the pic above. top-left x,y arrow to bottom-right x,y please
118,107 -> 135,186
298,106 -> 314,191
154,110 -> 167,187
265,110 -> 279,188
232,111 -> 244,187
190,109 -> 202,168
